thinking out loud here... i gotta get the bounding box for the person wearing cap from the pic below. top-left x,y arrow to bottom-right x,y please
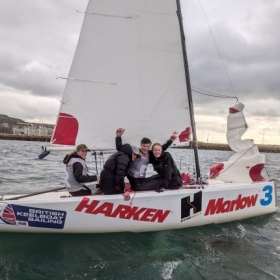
115,128 -> 178,191
98,143 -> 140,200
63,144 -> 99,196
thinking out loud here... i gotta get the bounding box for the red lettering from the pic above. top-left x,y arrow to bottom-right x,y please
205,198 -> 223,215
75,198 -> 171,223
247,194 -> 258,206
75,198 -> 99,213
111,205 -> 131,219
205,194 -> 259,216
221,200 -> 231,213
230,199 -> 237,211
92,202 -> 113,217
139,209 -> 157,222
240,195 -> 248,210
125,207 -> 147,220
150,210 -> 171,223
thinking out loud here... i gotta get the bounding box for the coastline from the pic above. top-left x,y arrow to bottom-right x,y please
0,133 -> 279,153
0,133 -> 50,142
195,142 -> 280,153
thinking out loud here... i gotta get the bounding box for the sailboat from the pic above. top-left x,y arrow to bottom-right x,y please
0,0 -> 276,233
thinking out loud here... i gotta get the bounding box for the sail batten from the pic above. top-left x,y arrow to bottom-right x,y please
49,0 -> 192,151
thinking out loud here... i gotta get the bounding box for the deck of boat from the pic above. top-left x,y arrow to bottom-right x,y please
2,184 -> 206,201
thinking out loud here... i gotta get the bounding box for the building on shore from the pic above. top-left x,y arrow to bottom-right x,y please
0,123 -> 10,133
12,123 -> 53,137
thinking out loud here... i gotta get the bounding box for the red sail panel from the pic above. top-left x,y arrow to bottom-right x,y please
178,127 -> 190,142
51,113 -> 78,145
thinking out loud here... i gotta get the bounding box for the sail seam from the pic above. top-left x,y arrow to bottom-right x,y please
77,10 -> 133,19
56,77 -> 117,85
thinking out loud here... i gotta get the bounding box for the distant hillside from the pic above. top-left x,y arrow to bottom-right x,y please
0,114 -> 25,133
0,114 -> 54,134
0,114 -> 25,126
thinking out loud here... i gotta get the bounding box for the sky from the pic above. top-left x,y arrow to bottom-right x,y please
0,0 -> 279,144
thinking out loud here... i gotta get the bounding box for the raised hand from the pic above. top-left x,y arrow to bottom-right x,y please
116,128 -> 125,137
170,131 -> 178,141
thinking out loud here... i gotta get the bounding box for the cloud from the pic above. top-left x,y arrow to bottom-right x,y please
0,84 -> 60,123
0,0 -> 88,98
0,0 -> 279,144
184,0 -> 280,103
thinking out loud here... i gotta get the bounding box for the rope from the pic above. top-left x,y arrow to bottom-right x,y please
129,191 -> 137,206
218,145 -> 255,176
192,87 -> 239,101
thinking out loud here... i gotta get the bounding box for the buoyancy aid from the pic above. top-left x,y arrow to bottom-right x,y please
65,157 -> 88,192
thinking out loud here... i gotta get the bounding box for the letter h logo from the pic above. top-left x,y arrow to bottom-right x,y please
181,191 -> 202,221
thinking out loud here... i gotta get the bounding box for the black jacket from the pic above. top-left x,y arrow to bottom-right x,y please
150,152 -> 182,189
99,144 -> 133,193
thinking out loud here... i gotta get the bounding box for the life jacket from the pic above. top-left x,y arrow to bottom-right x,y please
65,157 -> 88,192
128,153 -> 149,178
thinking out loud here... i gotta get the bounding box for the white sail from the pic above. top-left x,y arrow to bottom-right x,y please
49,0 -> 191,151
207,102 -> 265,183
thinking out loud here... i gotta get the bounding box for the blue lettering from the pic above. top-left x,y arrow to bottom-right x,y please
260,185 -> 273,206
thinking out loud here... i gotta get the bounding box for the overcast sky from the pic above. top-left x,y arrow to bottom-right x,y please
0,0 -> 279,144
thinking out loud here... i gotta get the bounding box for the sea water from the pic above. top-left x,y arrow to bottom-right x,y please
0,140 -> 279,280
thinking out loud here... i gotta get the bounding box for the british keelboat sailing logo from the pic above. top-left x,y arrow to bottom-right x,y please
181,191 -> 202,222
0,203 -> 67,229
0,204 -> 17,225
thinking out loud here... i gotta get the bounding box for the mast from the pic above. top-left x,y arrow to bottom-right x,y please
176,0 -> 201,178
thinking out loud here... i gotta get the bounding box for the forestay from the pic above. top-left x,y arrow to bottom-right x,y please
49,0 -> 191,152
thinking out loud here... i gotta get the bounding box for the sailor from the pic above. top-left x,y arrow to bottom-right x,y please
150,143 -> 182,189
98,144 -> 141,200
115,128 -> 178,192
63,144 -> 99,196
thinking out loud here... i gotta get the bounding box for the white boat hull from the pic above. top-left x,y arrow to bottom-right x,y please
0,181 -> 277,233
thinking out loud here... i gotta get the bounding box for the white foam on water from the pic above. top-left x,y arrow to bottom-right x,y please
237,223 -> 246,238
93,261 -> 107,270
161,261 -> 182,280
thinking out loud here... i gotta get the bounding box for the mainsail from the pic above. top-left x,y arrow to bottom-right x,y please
48,0 -> 192,151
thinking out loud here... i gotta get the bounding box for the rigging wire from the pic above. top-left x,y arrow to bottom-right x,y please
92,151 -> 99,175
99,151 -> 105,172
196,0 -> 238,100
271,179 -> 280,187
264,167 -> 280,186
91,151 -> 106,175
192,86 -> 239,101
